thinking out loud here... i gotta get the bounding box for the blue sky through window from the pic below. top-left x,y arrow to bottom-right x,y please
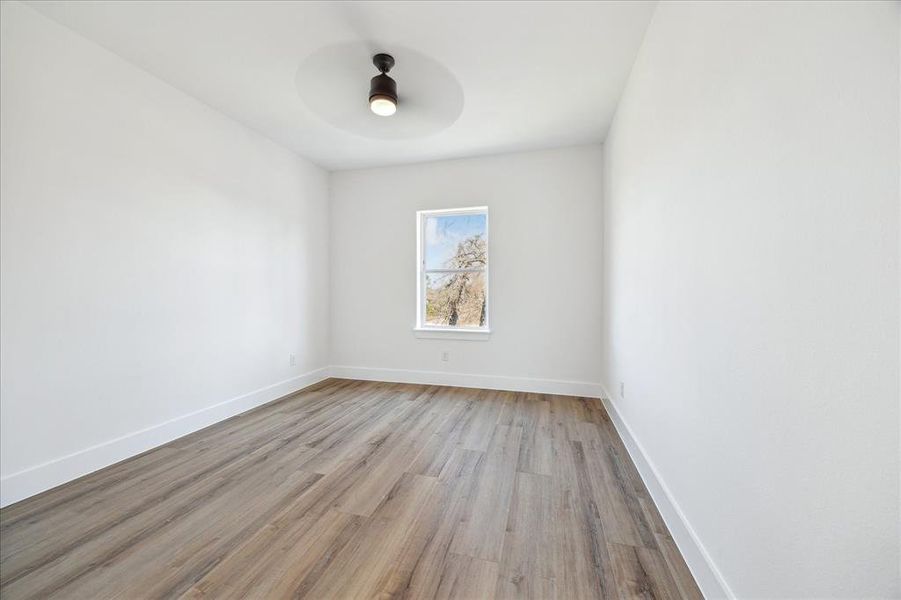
424,213 -> 487,269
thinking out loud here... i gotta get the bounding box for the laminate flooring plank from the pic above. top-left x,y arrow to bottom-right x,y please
546,420 -> 617,600
300,472 -> 438,600
303,384 -> 452,476
181,509 -> 364,599
496,572 -> 558,600
331,391 -> 456,517
513,393 -> 556,477
608,542 -> 680,600
372,447 -> 485,600
405,389 -> 473,478
454,388 -> 506,452
433,552 -> 499,600
655,535 -> 704,600
638,496 -> 671,538
495,471 -> 557,598
448,424 -> 523,563
574,423 -> 655,549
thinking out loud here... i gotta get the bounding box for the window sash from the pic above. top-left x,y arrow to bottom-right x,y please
417,207 -> 489,331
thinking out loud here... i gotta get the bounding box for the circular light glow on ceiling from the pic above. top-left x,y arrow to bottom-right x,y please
295,43 -> 464,140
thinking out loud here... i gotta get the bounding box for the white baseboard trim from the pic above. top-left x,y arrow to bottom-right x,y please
0,367 -> 330,508
599,384 -> 735,599
330,365 -> 603,398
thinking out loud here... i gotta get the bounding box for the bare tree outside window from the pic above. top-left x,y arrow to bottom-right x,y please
419,209 -> 488,329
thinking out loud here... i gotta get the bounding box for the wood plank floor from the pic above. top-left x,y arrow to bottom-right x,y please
0,379 -> 703,599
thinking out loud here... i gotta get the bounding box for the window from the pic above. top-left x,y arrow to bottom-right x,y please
416,207 -> 489,333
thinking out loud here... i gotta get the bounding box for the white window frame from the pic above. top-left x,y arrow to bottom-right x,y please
415,206 -> 490,339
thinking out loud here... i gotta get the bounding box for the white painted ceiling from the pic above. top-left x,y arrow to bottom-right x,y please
27,1 -> 656,170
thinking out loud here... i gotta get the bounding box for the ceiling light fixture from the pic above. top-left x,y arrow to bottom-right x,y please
369,53 -> 397,116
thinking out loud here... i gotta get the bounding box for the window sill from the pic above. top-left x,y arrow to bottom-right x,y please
413,327 -> 491,341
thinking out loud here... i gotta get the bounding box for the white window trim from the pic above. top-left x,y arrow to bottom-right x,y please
415,206 -> 490,338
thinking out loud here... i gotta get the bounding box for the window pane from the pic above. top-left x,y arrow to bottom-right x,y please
425,271 -> 487,328
424,213 -> 487,270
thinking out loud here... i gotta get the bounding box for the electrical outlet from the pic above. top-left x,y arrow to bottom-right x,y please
619,382 -> 625,399
441,351 -> 449,362
289,353 -> 296,367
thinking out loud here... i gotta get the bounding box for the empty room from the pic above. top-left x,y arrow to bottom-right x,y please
0,1 -> 898,599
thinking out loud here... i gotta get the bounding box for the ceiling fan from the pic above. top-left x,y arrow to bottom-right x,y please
369,53 -> 397,117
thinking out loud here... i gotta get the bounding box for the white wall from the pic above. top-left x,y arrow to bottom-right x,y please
330,146 -> 603,394
0,2 -> 330,506
602,1 -> 900,598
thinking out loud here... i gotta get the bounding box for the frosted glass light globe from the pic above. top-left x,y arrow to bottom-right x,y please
370,96 -> 397,116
